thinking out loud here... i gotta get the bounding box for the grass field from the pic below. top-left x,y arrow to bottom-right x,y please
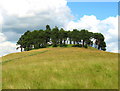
2,47 -> 118,89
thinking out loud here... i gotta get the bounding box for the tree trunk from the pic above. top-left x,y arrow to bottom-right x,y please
98,45 -> 101,50
64,40 -> 66,45
69,38 -> 72,44
60,39 -> 62,45
20,46 -> 23,52
97,40 -> 100,50
83,40 -> 85,47
73,41 -> 75,45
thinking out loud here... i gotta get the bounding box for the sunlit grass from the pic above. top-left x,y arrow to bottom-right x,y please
2,47 -> 118,89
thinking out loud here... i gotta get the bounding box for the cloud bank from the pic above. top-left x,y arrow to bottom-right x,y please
1,0 -> 73,41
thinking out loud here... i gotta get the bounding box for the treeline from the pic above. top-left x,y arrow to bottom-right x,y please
17,25 -> 106,52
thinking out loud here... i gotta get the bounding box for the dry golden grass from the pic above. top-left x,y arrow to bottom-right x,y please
2,47 -> 118,89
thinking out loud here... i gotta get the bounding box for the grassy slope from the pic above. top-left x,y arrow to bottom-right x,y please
2,47 -> 118,89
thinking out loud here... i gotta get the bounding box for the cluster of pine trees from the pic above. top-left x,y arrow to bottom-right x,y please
17,25 -> 106,52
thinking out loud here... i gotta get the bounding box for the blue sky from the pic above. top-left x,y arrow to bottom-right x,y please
67,2 -> 118,21
67,0 -> 119,2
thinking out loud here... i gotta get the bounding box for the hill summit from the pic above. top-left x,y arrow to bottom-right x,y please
2,47 -> 118,89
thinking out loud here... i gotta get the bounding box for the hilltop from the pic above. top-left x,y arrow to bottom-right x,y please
2,47 -> 118,89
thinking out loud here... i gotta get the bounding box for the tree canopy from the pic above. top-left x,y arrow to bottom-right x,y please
17,25 -> 106,52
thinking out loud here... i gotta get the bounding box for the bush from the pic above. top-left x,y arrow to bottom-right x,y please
79,44 -> 82,47
46,44 -> 53,48
60,44 -> 68,47
40,46 -> 46,48
84,44 -> 88,48
53,44 -> 58,47
101,47 -> 106,51
72,44 -> 82,47
48,44 -> 52,47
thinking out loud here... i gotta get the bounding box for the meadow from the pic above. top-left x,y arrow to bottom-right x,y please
2,47 -> 118,89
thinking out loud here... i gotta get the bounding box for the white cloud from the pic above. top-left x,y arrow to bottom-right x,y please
0,10 -> 20,56
1,0 -> 73,41
0,0 -> 69,17
107,42 -> 118,53
1,0 -> 72,26
66,15 -> 100,32
0,13 -> 3,32
0,32 -> 20,57
0,13 -> 3,24
0,41 -> 20,57
101,16 -> 118,36
0,33 -> 6,42
66,15 -> 118,53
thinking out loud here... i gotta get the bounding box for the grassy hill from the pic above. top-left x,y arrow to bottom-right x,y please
2,47 -> 118,89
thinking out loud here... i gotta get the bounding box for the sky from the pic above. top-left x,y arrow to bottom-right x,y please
0,0 -> 118,57
67,2 -> 118,20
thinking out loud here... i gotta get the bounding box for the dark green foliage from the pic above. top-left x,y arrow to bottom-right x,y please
45,25 -> 51,44
84,44 -> 88,48
72,44 -> 82,47
93,33 -> 106,50
48,44 -> 52,47
67,30 -> 72,44
59,28 -> 65,45
53,44 -> 58,47
79,44 -> 82,47
60,44 -> 68,47
101,47 -> 106,51
17,30 -> 32,51
51,26 -> 60,46
17,25 -> 107,52
71,29 -> 81,45
100,41 -> 106,51
80,29 -> 90,47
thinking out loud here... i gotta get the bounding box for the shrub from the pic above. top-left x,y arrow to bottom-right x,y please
84,44 -> 88,48
48,44 -> 52,46
101,47 -> 106,51
72,44 -> 82,47
79,44 -> 82,47
53,44 -> 58,47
